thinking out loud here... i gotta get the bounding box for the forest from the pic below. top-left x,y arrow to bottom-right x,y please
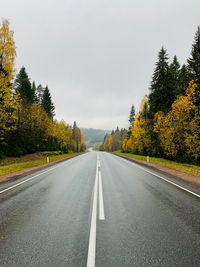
81,128 -> 111,148
0,19 -> 85,158
101,26 -> 200,164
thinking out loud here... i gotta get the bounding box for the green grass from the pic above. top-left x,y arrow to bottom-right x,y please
115,151 -> 200,177
0,152 -> 83,176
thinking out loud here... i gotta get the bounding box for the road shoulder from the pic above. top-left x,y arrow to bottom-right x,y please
0,154 -> 84,184
113,153 -> 200,190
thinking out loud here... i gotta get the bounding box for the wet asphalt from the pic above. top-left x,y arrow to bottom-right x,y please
0,151 -> 200,266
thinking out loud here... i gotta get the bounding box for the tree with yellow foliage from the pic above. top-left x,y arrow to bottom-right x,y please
154,81 -> 197,159
0,19 -> 85,157
55,121 -> 72,152
0,19 -> 18,141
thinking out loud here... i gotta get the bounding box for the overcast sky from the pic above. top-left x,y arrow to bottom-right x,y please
2,0 -> 200,129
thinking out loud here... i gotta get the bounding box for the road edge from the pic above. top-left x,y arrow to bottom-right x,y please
112,152 -> 200,190
0,153 -> 86,184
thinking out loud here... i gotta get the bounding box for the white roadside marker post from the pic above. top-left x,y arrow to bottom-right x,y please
147,155 -> 149,163
47,155 -> 49,163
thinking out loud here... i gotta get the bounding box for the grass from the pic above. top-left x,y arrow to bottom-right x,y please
0,152 -> 84,176
115,151 -> 200,178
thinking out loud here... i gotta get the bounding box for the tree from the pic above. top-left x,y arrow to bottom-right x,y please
149,47 -> 174,114
185,110 -> 200,162
188,26 -> 200,85
187,26 -> 200,109
0,19 -> 18,142
32,81 -> 37,102
41,86 -> 55,117
154,81 -> 197,159
36,84 -> 44,105
111,127 -> 121,151
178,64 -> 190,95
15,66 -> 35,103
55,121 -> 72,152
168,55 -> 181,98
72,121 -> 81,152
127,105 -> 135,138
80,132 -> 86,152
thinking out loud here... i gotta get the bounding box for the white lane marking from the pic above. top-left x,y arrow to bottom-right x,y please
114,154 -> 200,199
0,159 -> 76,194
98,171 -> 105,220
87,160 -> 99,267
98,160 -> 100,168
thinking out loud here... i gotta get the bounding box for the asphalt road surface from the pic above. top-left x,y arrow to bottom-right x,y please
0,151 -> 200,267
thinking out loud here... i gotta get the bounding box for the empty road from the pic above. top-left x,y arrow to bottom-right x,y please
0,151 -> 200,266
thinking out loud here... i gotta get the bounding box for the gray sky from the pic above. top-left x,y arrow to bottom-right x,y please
2,0 -> 200,129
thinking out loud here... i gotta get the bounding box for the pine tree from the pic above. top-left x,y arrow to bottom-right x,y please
41,86 -> 55,117
188,26 -> 200,85
149,47 -> 174,114
15,66 -> 34,103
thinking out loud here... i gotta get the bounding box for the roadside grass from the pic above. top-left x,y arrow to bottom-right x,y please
0,152 -> 83,176
115,151 -> 200,177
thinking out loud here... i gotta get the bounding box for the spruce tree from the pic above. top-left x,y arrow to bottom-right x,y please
15,66 -> 34,103
129,105 -> 135,124
127,104 -> 135,138
36,84 -> 44,105
187,26 -> 200,110
32,81 -> 38,103
188,26 -> 200,85
41,86 -> 55,117
179,64 -> 190,95
149,47 -> 174,114
168,55 -> 181,98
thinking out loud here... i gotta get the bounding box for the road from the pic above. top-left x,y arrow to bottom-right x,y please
0,151 -> 200,266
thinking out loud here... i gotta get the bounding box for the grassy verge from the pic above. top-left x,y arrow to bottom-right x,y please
115,151 -> 200,177
0,152 -> 84,176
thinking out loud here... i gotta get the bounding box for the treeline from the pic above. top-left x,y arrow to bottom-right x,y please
0,19 -> 85,158
99,127 -> 127,152
102,26 -> 200,164
81,128 -> 111,148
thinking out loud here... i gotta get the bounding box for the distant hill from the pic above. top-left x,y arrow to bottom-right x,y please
80,128 -> 111,148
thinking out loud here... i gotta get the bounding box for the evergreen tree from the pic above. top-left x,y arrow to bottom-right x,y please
187,26 -> 200,85
168,55 -> 181,97
41,86 -> 55,117
140,100 -> 149,119
127,104 -> 135,138
15,66 -> 34,103
36,84 -> 44,105
187,26 -> 200,110
32,81 -> 38,103
167,56 -> 182,102
149,47 -> 174,114
178,64 -> 190,95
129,105 -> 135,124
